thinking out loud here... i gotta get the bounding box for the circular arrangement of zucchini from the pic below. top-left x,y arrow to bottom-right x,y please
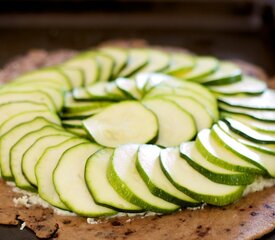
1,47 -> 275,217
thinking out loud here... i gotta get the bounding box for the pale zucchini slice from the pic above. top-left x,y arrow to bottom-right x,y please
11,67 -> 72,90
36,137 -> 87,209
142,98 -> 196,147
64,53 -> 98,86
219,103 -> 275,122
136,49 -> 170,74
0,90 -> 56,111
165,53 -> 195,75
218,89 -> 275,110
160,147 -> 245,206
137,144 -> 199,206
107,144 -> 179,212
209,75 -> 266,95
105,82 -> 128,100
64,127 -> 89,138
72,87 -> 92,101
118,48 -> 149,77
196,129 -> 263,174
0,110 -> 60,136
0,117 -> 55,180
223,118 -> 275,143
116,78 -> 142,100
180,56 -> 219,81
85,148 -> 142,212
62,119 -> 82,128
99,47 -> 128,77
180,142 -> 255,185
221,112 -> 275,133
10,125 -> 67,191
83,101 -> 158,147
86,83 -> 112,100
161,95 -> 213,130
53,142 -> 116,217
58,66 -> 84,88
213,123 -> 274,176
196,61 -> 242,85
95,53 -> 114,82
22,134 -> 72,186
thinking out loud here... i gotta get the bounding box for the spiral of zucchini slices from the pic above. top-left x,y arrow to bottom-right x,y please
0,46 -> 274,217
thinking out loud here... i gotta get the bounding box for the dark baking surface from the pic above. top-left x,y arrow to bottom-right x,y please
0,1 -> 275,239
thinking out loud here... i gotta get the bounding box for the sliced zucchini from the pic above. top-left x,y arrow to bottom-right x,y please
223,118 -> 275,143
83,101 -> 158,147
0,117 -> 55,180
36,137 -> 87,209
11,67 -> 71,90
72,87 -> 92,101
85,148 -> 142,212
0,101 -> 50,125
95,53 -> 114,82
196,129 -> 263,174
0,110 -> 60,136
64,52 -> 98,86
86,83 -> 120,101
218,90 -> 275,110
136,49 -> 170,74
196,61 -> 242,85
180,56 -> 219,81
99,47 -> 128,77
165,53 -> 195,76
221,112 -> 275,133
118,48 -> 149,77
58,66 -> 84,87
137,144 -> 199,206
161,95 -> 213,130
53,142 -> 116,217
160,147 -> 245,206
107,144 -> 179,213
115,78 -> 142,100
105,82 -> 128,100
10,125 -> 66,191
142,98 -> 196,147
64,127 -> 89,138
62,119 -> 82,128
212,122 -> 272,176
220,103 -> 275,122
22,134 -> 73,186
180,142 -> 255,185
209,75 -> 266,95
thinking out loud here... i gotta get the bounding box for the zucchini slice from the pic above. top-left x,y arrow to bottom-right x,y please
64,53 -> 98,86
72,87 -> 92,101
83,101 -> 158,148
53,142 -> 116,217
99,47 -> 128,77
180,56 -> 219,81
95,53 -> 114,82
142,98 -> 196,147
36,137 -> 87,209
209,75 -> 266,95
0,117 -> 56,180
115,78 -> 142,100
196,61 -> 242,85
136,144 -> 199,206
160,147 -> 245,206
107,144 -> 179,213
223,118 -> 275,144
58,66 -> 85,88
10,125 -> 67,191
22,134 -> 73,186
218,90 -> 275,110
180,142 -> 255,185
196,129 -> 263,174
118,48 -> 149,77
85,148 -> 142,212
165,53 -> 195,76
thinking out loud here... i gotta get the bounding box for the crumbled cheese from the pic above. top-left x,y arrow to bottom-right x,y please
87,218 -> 99,224
20,222 -> 26,231
6,181 -> 16,187
187,203 -> 207,211
243,176 -> 275,196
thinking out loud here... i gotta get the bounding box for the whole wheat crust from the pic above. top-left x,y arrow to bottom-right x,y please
0,40 -> 274,240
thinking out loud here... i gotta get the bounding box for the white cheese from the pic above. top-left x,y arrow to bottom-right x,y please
243,176 -> 275,196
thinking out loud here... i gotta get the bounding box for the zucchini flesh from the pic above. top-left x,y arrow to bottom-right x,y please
83,101 -> 158,147
165,53 -> 195,75
108,144 -> 179,213
95,53 -> 114,82
85,148 -> 142,212
36,137 -> 87,209
53,142 -> 116,217
160,147 -> 245,206
58,66 -> 84,88
143,98 -> 196,147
